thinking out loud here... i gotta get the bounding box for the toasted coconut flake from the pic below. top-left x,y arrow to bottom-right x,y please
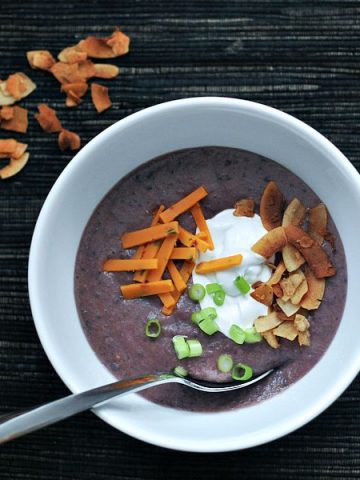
233,198 -> 255,217
50,62 -> 84,85
267,261 -> 286,286
254,311 -> 282,333
0,73 -> 36,106
0,139 -> 17,155
65,91 -> 82,107
61,82 -> 88,98
294,314 -> 310,333
78,36 -> 114,59
282,243 -> 305,272
260,181 -> 284,230
0,106 -> 14,120
273,321 -> 298,341
282,198 -> 306,227
27,50 -> 56,70
106,28 -> 130,56
35,104 -> 62,133
12,142 -> 28,160
77,60 -> 97,80
276,298 -> 300,317
308,203 -> 328,245
58,129 -> 81,151
291,277 -> 308,305
285,225 -> 336,278
262,331 -> 280,349
251,283 -> 273,306
1,105 -> 28,133
93,63 -> 120,79
252,226 -> 287,258
300,266 -> 325,310
298,329 -> 311,346
272,284 -> 283,298
0,152 -> 29,179
57,46 -> 88,64
280,272 -> 303,300
91,83 -> 112,113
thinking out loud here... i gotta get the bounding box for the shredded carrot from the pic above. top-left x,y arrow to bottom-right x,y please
158,292 -> 176,309
103,258 -> 158,272
159,186 -> 208,223
178,226 -> 209,253
195,254 -> 243,275
121,221 -> 179,249
133,241 -> 162,282
121,280 -> 174,299
167,260 -> 187,292
170,247 -> 197,260
162,261 -> 195,315
190,203 -> 214,250
132,205 -> 165,280
146,234 -> 178,282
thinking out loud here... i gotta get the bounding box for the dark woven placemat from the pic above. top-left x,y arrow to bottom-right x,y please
1,1 -> 360,478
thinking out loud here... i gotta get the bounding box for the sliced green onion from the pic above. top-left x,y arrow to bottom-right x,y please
198,315 -> 219,335
244,326 -> 262,344
145,318 -> 161,338
206,283 -> 224,295
231,363 -> 253,381
172,335 -> 190,359
188,283 -> 206,301
217,354 -> 234,373
191,311 -> 204,325
234,276 -> 251,295
174,366 -> 188,378
229,324 -> 246,345
213,290 -> 225,306
187,339 -> 203,357
201,306 -> 217,320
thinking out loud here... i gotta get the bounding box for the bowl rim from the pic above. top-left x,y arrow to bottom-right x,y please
28,96 -> 360,452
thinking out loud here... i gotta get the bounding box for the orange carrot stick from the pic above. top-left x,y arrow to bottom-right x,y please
162,261 -> 195,316
158,292 -> 176,309
178,226 -> 209,253
167,260 -> 187,292
146,234 -> 178,282
132,205 -> 165,262
132,205 -> 165,282
103,258 -> 158,272
190,203 -> 214,250
159,186 -> 208,223
195,254 -> 243,274
121,221 -> 179,248
170,247 -> 197,260
120,280 -> 174,299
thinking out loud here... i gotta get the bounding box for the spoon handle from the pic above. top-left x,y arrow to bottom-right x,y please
0,374 -> 175,445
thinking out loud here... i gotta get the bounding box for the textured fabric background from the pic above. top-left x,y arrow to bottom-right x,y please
1,1 -> 360,478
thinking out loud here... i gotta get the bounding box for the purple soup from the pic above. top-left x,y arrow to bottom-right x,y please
75,147 -> 347,412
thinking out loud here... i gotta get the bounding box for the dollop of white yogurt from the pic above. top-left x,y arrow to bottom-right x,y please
191,209 -> 271,338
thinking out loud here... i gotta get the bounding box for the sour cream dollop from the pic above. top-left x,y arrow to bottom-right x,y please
191,209 -> 271,338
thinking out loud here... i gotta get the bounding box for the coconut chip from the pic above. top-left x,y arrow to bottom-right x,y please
91,83 -> 112,113
282,197 -> 306,227
251,283 -> 273,306
1,105 -> 28,133
233,198 -> 255,217
300,266 -> 325,310
76,27 -> 130,59
58,129 -> 81,151
262,330 -> 280,349
308,203 -> 328,245
273,321 -> 298,341
0,73 -> 36,106
254,311 -> 282,333
35,104 -> 62,133
93,64 -> 120,79
252,226 -> 287,258
298,329 -> 311,346
284,225 -> 336,278
27,50 -> 56,71
259,180 -> 284,231
276,298 -> 300,317
282,243 -> 305,272
0,106 -> 14,120
294,314 -> 310,333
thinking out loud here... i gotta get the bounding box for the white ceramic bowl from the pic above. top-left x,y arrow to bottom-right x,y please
28,97 -> 360,452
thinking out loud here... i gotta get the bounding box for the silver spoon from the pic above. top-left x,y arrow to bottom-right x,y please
0,369 -> 273,445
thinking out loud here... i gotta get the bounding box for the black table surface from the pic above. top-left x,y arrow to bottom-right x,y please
1,0 -> 360,478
